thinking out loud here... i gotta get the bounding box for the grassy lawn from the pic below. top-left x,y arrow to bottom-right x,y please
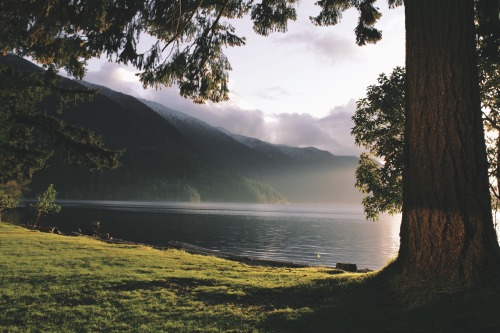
1,223 -> 499,332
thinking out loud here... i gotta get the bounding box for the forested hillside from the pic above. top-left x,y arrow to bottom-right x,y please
3,55 -> 361,204
145,100 -> 362,204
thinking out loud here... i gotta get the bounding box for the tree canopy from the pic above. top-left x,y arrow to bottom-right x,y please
352,67 -> 405,220
0,0 -> 403,104
1,1 -> 495,105
0,58 -> 122,187
0,181 -> 22,222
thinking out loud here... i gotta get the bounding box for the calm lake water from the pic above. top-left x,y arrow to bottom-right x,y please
16,200 -> 402,269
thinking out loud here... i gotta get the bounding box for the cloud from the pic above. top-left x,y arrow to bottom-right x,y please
194,104 -> 269,140
319,100 -> 363,155
141,87 -> 362,156
139,86 -> 271,141
263,100 -> 362,156
254,86 -> 295,100
81,62 -> 362,156
270,113 -> 334,147
83,62 -> 144,97
275,29 -> 359,64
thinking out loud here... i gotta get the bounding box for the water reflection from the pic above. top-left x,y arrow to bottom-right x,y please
15,201 -> 402,269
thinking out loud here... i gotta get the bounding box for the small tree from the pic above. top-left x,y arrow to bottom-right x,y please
33,184 -> 61,227
352,67 -> 405,221
0,181 -> 22,222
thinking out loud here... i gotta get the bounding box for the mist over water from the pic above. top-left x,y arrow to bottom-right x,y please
21,201 -> 401,269
264,166 -> 365,205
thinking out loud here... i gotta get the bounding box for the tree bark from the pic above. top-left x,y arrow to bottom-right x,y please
397,0 -> 500,286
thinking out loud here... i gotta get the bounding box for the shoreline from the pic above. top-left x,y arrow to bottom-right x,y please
17,222 -> 369,272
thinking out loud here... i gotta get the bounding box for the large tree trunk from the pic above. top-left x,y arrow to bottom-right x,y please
397,0 -> 500,286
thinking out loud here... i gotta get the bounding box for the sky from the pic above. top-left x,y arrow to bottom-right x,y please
80,2 -> 405,156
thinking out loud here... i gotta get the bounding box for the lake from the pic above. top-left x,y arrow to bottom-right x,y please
16,200 -> 402,270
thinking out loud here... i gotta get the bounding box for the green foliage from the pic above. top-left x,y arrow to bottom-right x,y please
251,0 -> 298,36
0,0 -> 420,103
352,67 -> 405,220
0,59 -> 122,188
0,0 -> 305,104
0,181 -> 23,222
33,184 -> 61,226
353,61 -> 499,220
311,0 -> 398,45
476,0 -> 500,205
355,153 -> 401,221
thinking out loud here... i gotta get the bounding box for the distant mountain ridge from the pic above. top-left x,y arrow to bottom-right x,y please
139,99 -> 362,204
222,129 -> 358,164
143,99 -> 358,168
3,55 -> 363,204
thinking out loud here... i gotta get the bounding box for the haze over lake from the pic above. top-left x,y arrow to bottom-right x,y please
28,201 -> 402,269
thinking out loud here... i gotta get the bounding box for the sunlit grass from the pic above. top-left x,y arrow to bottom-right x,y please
1,223 -> 499,332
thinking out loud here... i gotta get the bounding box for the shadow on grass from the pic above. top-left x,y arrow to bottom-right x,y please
38,266 -> 498,333
256,273 -> 500,333
131,271 -> 500,333
107,276 -> 220,293
105,274 -> 360,311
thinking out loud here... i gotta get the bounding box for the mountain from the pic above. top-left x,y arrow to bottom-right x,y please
141,101 -> 363,204
3,55 -> 363,204
142,100 -> 275,176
